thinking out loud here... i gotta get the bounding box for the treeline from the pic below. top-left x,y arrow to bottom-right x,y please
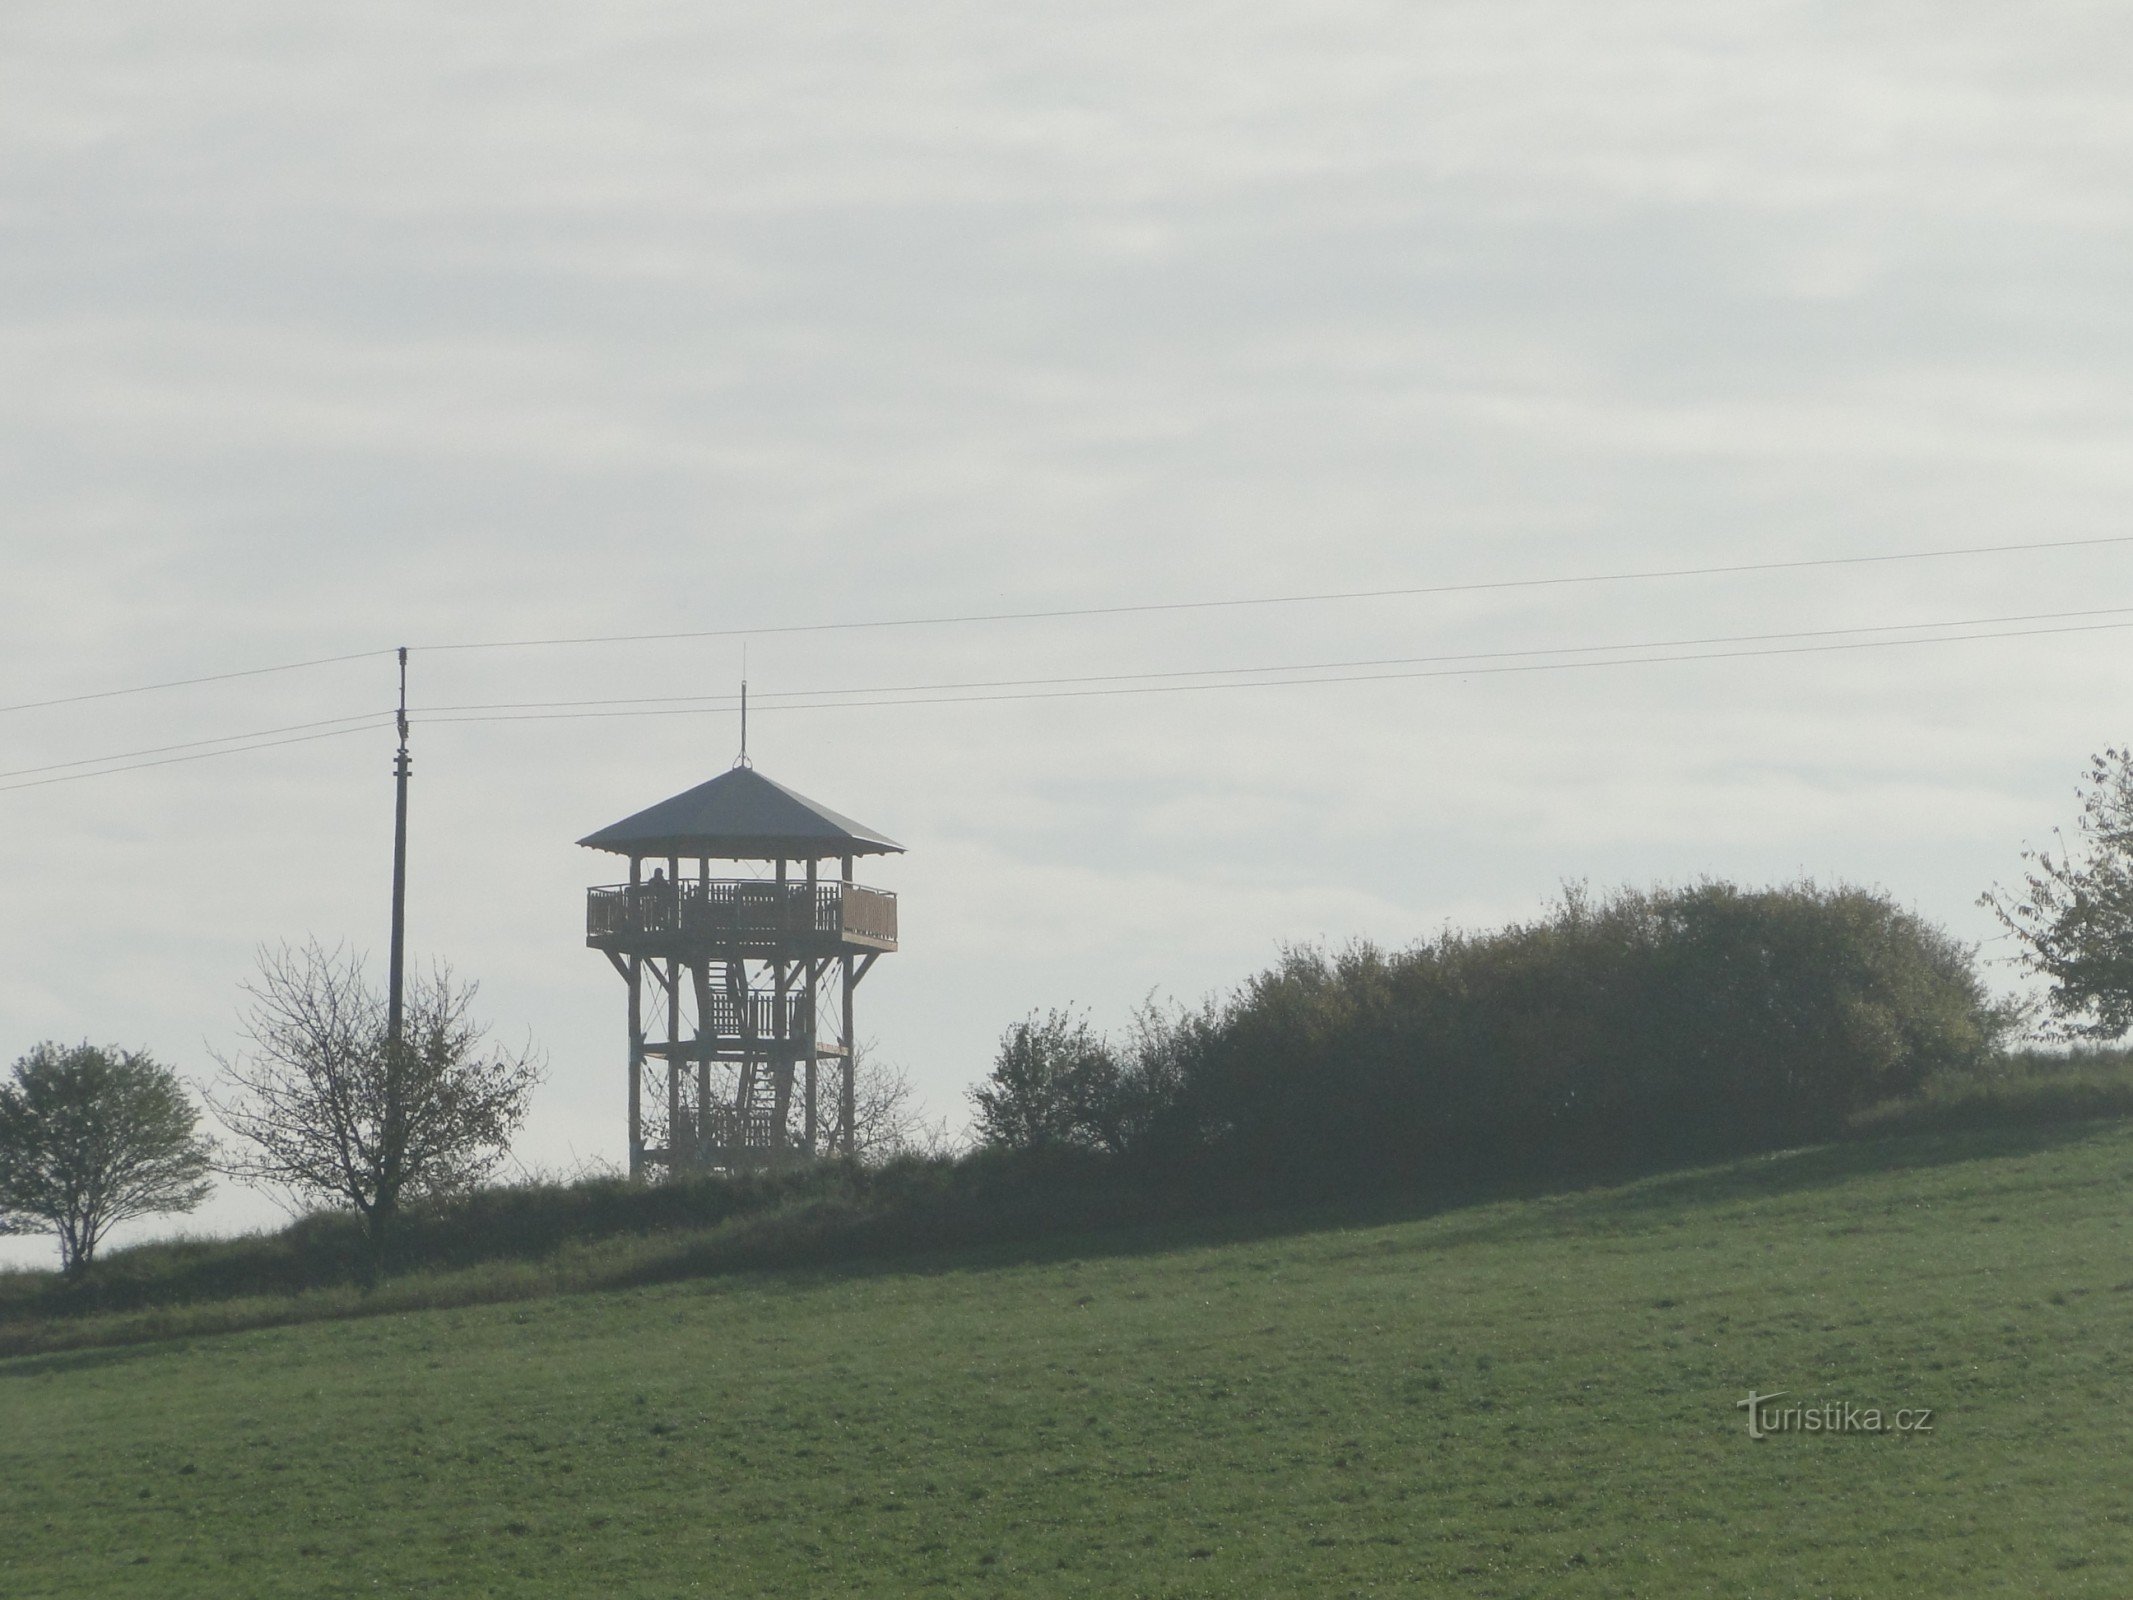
15,878 -> 2126,1341
973,881 -> 2017,1190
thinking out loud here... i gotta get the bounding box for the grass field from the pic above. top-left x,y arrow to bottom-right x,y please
5,1120 -> 2132,1597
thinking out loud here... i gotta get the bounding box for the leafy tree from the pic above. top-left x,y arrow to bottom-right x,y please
1104,999 -> 1217,1158
0,1042 -> 214,1274
1982,747 -> 2133,1040
968,1003 -> 1215,1158
970,1009 -> 1122,1151
209,940 -> 544,1280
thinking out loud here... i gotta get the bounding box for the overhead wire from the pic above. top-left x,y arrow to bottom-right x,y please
0,710 -> 393,784
409,533 -> 2133,653
10,598 -> 2127,794
0,647 -> 393,718
10,535 -> 2133,790
0,719 -> 392,795
414,609 -> 2133,725
10,531 -> 2131,717
410,602 -> 2133,717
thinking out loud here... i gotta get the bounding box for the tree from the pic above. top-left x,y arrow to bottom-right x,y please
968,1003 -> 1211,1158
1982,747 -> 2133,1040
0,1042 -> 214,1275
209,940 -> 544,1278
836,1044 -> 960,1162
970,1009 -> 1123,1151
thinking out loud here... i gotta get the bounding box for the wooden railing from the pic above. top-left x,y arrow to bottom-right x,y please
841,884 -> 897,946
698,988 -> 809,1040
700,1104 -> 778,1153
586,878 -> 897,950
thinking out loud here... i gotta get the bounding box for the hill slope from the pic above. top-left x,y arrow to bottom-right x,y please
5,1122 -> 2131,1597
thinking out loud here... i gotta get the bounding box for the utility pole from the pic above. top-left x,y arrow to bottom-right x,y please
387,646 -> 410,1050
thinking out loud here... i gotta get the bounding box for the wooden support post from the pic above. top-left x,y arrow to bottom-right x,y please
666,955 -> 681,1173
839,854 -> 856,1154
695,856 -> 711,1156
772,860 -> 790,1157
626,854 -> 644,1179
664,857 -> 680,1172
627,955 -> 644,1179
806,852 -> 822,1155
839,951 -> 856,1156
774,972 -> 793,1158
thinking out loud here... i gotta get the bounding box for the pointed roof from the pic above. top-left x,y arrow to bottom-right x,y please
577,765 -> 904,860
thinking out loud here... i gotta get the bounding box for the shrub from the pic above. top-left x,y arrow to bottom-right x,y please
1167,881 -> 2009,1189
970,1009 -> 1125,1151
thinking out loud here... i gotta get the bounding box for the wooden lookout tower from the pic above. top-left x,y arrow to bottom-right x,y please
578,764 -> 901,1180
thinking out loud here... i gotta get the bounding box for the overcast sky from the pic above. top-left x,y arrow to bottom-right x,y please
7,3 -> 2133,1265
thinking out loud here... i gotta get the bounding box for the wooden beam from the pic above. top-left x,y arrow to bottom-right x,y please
627,955 -> 644,1179
839,950 -> 855,1155
666,954 -> 681,1175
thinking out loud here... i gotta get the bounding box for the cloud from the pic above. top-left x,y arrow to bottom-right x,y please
5,0 -> 2132,1260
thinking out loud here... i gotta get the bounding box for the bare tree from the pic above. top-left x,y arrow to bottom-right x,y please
209,940 -> 544,1278
0,1042 -> 214,1274
825,1043 -> 961,1162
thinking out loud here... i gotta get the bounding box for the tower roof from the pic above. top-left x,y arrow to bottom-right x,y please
576,766 -> 904,860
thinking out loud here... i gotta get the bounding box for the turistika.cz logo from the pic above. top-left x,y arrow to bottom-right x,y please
1736,1390 -> 1934,1439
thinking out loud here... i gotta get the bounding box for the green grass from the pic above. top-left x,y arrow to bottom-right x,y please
14,1049 -> 2133,1354
1849,1047 -> 2133,1137
6,1121 -> 2133,1597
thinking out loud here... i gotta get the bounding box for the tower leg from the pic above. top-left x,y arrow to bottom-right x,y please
627,955 -> 644,1179
665,955 -> 682,1174
804,960 -> 821,1158
803,865 -> 821,1157
839,951 -> 856,1156
773,957 -> 792,1157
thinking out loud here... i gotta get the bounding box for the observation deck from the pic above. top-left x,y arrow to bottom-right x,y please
586,877 -> 897,959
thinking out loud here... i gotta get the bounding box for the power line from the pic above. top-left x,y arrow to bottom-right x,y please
411,601 -> 2133,717
415,611 -> 2133,725
7,598 -> 2131,793
0,719 -> 390,795
0,647 -> 392,719
11,533 -> 2131,718
412,533 -> 2133,654
0,710 -> 390,783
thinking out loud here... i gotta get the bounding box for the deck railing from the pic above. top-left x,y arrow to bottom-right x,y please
699,988 -> 808,1040
587,878 -> 897,950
